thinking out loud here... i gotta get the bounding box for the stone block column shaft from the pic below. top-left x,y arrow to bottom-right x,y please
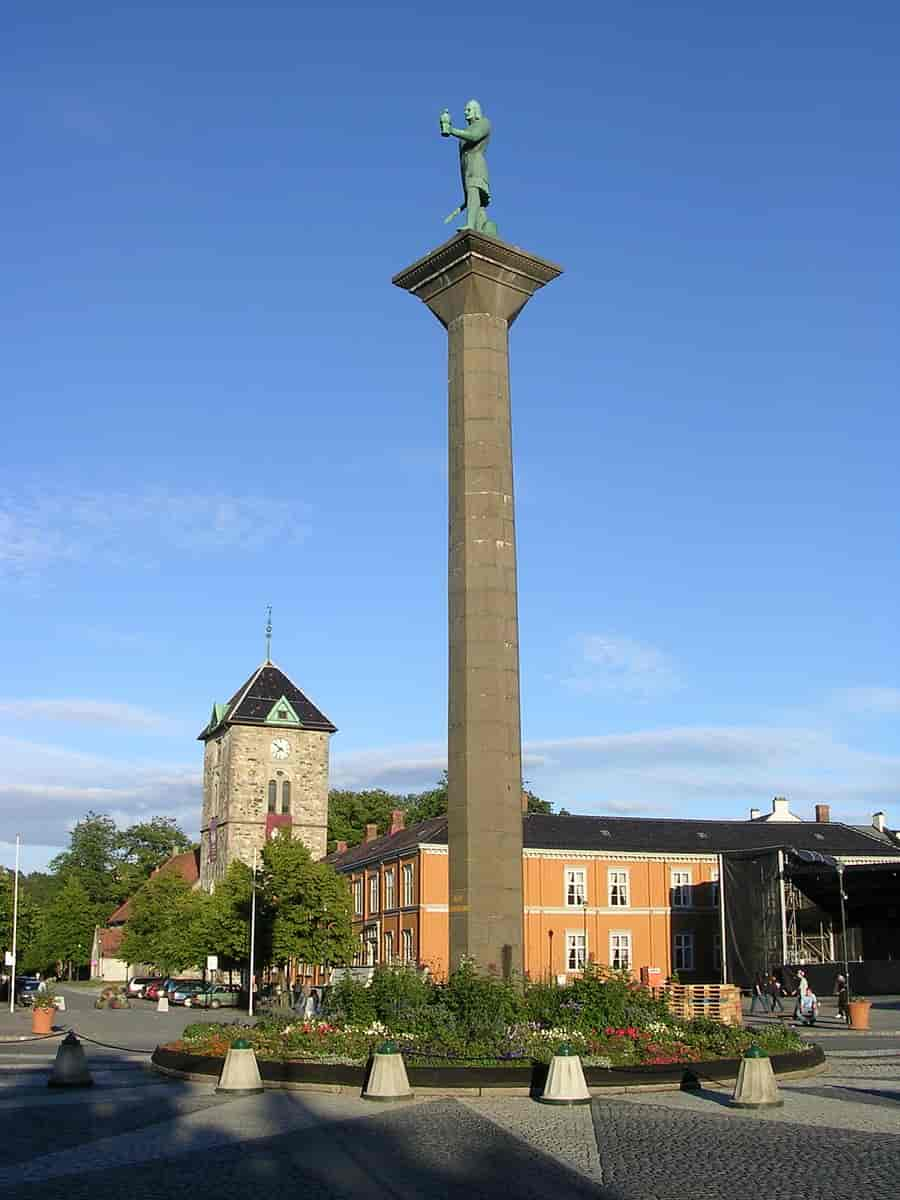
393,232 -> 562,977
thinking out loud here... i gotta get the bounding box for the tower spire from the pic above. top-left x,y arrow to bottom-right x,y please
265,605 -> 272,663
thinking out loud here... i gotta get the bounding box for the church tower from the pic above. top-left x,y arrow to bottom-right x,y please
198,654 -> 336,890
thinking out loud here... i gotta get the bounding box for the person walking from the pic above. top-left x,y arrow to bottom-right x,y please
793,968 -> 810,1020
835,974 -> 850,1024
767,973 -> 785,1013
750,972 -> 768,1015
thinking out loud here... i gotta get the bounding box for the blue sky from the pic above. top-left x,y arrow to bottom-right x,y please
3,2 -> 899,871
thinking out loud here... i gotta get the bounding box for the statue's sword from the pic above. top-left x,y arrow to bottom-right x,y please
443,205 -> 464,223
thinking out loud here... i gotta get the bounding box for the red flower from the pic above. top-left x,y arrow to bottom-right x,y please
605,1026 -> 615,1036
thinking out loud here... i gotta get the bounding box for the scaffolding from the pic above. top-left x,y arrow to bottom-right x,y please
784,878 -> 835,964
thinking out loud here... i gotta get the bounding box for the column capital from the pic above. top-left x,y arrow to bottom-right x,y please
392,232 -> 563,328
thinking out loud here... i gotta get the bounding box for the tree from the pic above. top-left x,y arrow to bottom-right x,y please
0,869 -> 41,969
120,872 -> 206,975
32,876 -> 102,979
402,772 -> 449,826
261,834 -> 355,969
194,861 -> 253,963
49,811 -> 120,908
327,788 -> 404,851
117,818 -> 193,897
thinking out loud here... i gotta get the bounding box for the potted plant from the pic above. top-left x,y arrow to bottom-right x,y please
31,993 -> 57,1034
847,996 -> 872,1030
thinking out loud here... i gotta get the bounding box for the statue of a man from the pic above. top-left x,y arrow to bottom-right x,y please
440,99 -> 497,236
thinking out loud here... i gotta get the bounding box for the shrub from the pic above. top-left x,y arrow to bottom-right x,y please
523,979 -> 568,1029
564,964 -> 672,1032
368,965 -> 432,1031
322,973 -> 376,1026
434,957 -> 525,1043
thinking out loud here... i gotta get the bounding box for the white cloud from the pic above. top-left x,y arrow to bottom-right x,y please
0,699 -> 172,730
0,486 -> 311,579
835,686 -> 900,715
562,634 -> 681,696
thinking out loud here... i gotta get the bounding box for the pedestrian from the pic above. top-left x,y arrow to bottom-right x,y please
835,974 -> 849,1024
799,988 -> 818,1026
767,973 -> 785,1013
750,972 -> 768,1015
793,968 -> 810,1020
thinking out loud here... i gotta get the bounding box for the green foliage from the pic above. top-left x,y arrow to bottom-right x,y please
116,818 -> 193,896
522,979 -> 566,1028
367,964 -> 432,1029
261,834 -> 355,968
120,871 -> 206,974
562,964 -> 673,1032
323,973 -> 377,1025
0,869 -> 42,969
328,773 -> 553,851
49,811 -> 121,908
327,789 -> 403,851
195,861 -> 252,962
29,875 -> 103,975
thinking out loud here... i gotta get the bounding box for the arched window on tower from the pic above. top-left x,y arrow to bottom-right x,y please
281,780 -> 291,815
267,780 -> 277,813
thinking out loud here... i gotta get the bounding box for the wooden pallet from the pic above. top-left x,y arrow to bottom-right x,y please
664,984 -> 743,1026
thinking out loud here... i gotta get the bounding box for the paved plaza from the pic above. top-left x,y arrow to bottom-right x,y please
0,988 -> 897,1199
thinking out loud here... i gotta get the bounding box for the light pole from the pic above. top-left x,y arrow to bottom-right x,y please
248,848 -> 258,1017
837,864 -> 851,998
582,895 -> 588,972
8,834 -> 20,1014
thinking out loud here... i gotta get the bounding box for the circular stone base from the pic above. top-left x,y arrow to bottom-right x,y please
536,1096 -> 592,1106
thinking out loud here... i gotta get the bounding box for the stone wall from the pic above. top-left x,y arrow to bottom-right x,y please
199,724 -> 330,889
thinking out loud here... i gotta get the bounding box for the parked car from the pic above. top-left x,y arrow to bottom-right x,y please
14,977 -> 42,1006
170,981 -> 208,1006
143,978 -> 172,1001
126,976 -> 159,998
185,983 -> 243,1010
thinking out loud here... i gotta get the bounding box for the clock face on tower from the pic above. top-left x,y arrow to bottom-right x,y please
270,737 -> 290,761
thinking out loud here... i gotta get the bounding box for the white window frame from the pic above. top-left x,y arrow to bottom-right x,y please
608,868 -> 630,907
353,878 -> 363,916
674,931 -> 695,971
671,869 -> 692,908
565,867 -> 586,907
566,931 -> 587,971
401,928 -> 413,963
363,924 -> 378,966
609,931 -> 632,971
383,930 -> 394,963
402,863 -> 414,907
384,868 -> 395,910
369,873 -> 380,914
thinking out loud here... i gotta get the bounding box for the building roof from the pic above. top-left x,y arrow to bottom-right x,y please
325,812 -> 900,871
106,848 -> 201,924
199,661 -> 336,740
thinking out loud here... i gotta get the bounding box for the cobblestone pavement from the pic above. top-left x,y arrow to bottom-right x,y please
1,1016 -> 897,1200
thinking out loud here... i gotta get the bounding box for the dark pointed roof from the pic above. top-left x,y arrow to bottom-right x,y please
198,661 -> 336,740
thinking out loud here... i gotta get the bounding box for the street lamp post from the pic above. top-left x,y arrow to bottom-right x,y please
837,864 -> 850,998
582,895 -> 588,972
248,848 -> 258,1017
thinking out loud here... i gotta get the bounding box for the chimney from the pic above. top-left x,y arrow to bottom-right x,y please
336,840 -> 348,853
749,808 -> 761,821
364,823 -> 378,843
389,809 -> 405,835
873,812 -> 886,833
815,804 -> 831,823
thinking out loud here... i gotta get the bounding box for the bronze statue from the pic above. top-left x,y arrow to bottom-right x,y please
440,100 -> 498,237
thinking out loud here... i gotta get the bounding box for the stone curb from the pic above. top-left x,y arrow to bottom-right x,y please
152,1052 -> 828,1097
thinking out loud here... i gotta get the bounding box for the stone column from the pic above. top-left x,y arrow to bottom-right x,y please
394,232 -> 562,977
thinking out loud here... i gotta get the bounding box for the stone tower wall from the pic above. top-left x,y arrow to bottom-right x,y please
199,724 -> 330,889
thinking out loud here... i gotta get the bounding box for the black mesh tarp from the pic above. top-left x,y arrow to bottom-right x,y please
723,851 -> 782,989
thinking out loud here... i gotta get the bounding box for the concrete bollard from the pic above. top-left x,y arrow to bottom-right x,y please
362,1041 -> 413,1102
216,1039 -> 264,1095
48,1032 -> 93,1089
730,1044 -> 783,1108
157,995 -> 169,1013
537,1043 -> 592,1106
